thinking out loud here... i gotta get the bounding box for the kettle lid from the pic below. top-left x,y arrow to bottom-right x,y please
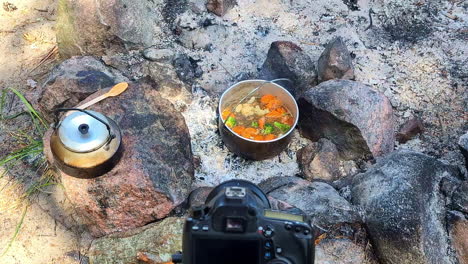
58,110 -> 110,153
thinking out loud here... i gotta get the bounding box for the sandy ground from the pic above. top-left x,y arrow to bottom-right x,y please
0,1 -> 79,263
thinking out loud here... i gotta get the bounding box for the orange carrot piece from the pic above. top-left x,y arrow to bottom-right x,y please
265,110 -> 283,118
232,126 -> 245,135
264,134 -> 277,140
260,94 -> 275,105
222,108 -> 234,120
258,117 -> 265,129
276,107 -> 287,114
266,99 -> 282,110
253,135 -> 265,141
281,115 -> 294,126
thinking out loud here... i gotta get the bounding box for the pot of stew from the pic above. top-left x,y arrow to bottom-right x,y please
218,80 -> 299,160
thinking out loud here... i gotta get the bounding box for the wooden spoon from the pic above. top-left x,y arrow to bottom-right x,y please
77,82 -> 129,110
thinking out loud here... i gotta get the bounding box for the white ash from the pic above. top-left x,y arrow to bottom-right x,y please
182,90 -> 311,187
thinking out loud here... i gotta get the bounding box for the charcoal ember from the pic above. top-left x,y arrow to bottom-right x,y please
206,0 -> 237,16
173,54 -> 203,84
396,117 -> 424,143
38,56 -> 128,117
317,37 -> 354,83
351,150 -> 462,264
259,41 -> 317,98
43,79 -> 194,237
299,80 -> 395,160
459,132 -> 468,169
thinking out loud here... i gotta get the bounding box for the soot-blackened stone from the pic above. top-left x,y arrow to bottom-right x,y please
317,37 -> 354,83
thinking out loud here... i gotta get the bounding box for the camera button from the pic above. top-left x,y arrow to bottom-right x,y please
264,240 -> 273,249
303,229 -> 310,235
202,225 -> 209,231
276,247 -> 283,254
264,251 -> 273,260
295,226 -> 302,233
285,224 -> 292,230
264,227 -> 274,238
192,226 -> 200,231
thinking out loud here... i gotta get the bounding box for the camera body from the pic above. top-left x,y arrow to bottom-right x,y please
181,180 -> 314,264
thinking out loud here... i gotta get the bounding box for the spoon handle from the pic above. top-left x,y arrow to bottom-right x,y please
76,94 -> 108,110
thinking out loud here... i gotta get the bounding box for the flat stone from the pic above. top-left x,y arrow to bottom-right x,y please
56,0 -> 169,57
38,56 -> 128,117
43,79 -> 194,237
88,217 -> 184,264
351,150 -> 462,264
142,48 -> 175,62
317,37 -> 354,82
259,41 -> 317,98
299,80 -> 395,160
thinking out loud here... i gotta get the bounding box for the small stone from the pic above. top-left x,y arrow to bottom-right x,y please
259,41 -> 317,98
142,48 -> 174,62
299,80 -> 395,160
297,138 -> 350,181
2,2 -> 17,12
396,117 -> 424,143
459,132 -> 468,169
317,37 -> 355,83
88,217 -> 184,263
351,150 -> 463,264
206,0 -> 237,16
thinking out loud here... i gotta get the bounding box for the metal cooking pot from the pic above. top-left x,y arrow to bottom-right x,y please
50,108 -> 122,178
218,80 -> 299,160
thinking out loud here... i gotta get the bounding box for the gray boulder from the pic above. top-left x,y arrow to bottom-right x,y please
38,56 -> 128,116
299,80 -> 395,160
351,150 -> 461,264
259,176 -> 362,230
317,37 -> 355,83
56,0 -> 169,57
259,41 -> 317,98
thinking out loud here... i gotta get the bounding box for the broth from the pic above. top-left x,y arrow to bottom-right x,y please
221,94 -> 294,141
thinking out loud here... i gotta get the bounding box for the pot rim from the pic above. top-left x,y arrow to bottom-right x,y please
218,79 -> 299,144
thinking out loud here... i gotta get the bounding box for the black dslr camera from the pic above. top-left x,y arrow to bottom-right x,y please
173,180 -> 315,264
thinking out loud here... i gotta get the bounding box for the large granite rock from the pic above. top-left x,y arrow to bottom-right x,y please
299,80 -> 395,160
38,56 -> 128,116
56,0 -> 169,57
351,150 -> 462,264
448,212 -> 468,264
317,37 -> 355,83
43,79 -> 194,237
88,217 -> 184,264
259,176 -> 362,230
259,41 -> 317,98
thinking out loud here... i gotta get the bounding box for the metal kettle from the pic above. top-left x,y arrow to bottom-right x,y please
50,108 -> 122,178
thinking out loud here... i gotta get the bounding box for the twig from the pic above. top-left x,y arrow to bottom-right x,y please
217,62 -> 234,78
29,45 -> 58,73
365,8 -> 375,31
34,8 -> 48,12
